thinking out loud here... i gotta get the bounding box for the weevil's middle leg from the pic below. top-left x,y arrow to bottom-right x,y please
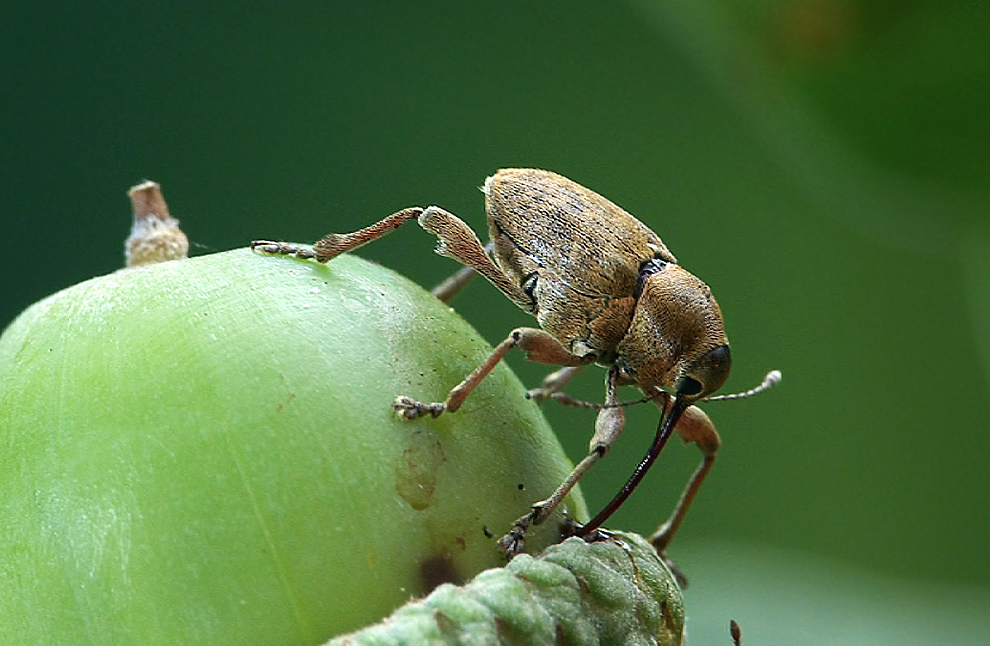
529,367 -> 659,411
394,327 -> 586,420
525,365 -> 585,402
499,367 -> 625,558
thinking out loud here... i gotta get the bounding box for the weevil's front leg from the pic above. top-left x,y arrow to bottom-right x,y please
252,207 -> 425,261
499,366 -> 625,558
394,327 -> 586,420
646,396 -> 721,586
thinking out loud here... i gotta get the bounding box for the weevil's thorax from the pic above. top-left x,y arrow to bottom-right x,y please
615,261 -> 731,396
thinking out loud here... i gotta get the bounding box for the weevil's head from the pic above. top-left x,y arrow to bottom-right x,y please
615,259 -> 731,401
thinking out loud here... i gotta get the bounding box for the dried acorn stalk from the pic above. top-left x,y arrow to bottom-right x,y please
329,532 -> 685,646
0,184 -> 594,643
125,180 -> 189,266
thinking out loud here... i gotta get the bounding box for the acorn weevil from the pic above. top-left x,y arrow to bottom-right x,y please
253,168 -> 780,567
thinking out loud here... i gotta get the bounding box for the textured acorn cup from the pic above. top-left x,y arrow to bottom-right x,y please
0,248 -> 588,644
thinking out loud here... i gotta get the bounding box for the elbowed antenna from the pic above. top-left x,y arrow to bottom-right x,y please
540,369 -> 783,410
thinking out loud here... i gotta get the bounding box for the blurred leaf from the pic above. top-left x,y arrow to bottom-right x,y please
961,222 -> 990,389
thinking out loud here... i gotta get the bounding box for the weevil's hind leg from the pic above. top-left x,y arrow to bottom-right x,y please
417,207 -> 534,311
499,367 -> 624,558
430,241 -> 496,303
254,205 -> 530,309
313,207 -> 426,261
394,327 -> 586,420
250,240 -> 319,259
526,365 -> 585,402
251,207 -> 426,262
647,402 -> 722,587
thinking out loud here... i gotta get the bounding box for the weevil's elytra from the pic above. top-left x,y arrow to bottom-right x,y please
251,168 -> 780,569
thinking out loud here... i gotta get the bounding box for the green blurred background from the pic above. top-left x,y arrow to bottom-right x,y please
2,1 -> 988,643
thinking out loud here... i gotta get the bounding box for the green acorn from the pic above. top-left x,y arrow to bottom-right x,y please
0,183 -> 595,644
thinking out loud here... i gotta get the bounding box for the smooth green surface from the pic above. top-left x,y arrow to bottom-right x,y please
0,249 -> 586,645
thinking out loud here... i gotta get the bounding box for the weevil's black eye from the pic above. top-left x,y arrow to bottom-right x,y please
685,344 -> 732,398
635,259 -> 669,299
706,344 -> 731,369
676,376 -> 704,397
